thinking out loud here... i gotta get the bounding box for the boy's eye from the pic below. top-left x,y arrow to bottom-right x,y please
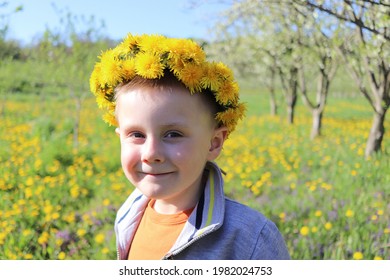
165,131 -> 183,138
129,132 -> 145,138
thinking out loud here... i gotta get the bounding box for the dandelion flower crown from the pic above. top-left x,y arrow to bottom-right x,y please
89,34 -> 246,135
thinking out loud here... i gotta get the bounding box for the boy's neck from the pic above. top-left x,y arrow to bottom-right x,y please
152,169 -> 209,215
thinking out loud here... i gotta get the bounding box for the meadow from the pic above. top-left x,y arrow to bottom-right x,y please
0,91 -> 389,260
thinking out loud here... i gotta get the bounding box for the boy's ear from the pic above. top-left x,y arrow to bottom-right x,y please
207,126 -> 228,161
115,127 -> 120,137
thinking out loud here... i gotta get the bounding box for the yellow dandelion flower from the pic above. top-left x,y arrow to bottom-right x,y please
177,63 -> 204,93
215,80 -> 239,106
315,210 -> 322,217
353,251 -> 363,260
383,228 -> 390,234
89,64 -> 102,94
103,199 -> 110,206
95,233 -> 105,244
324,222 -> 332,230
77,228 -> 87,237
102,247 -> 110,254
103,112 -> 118,127
100,50 -> 123,86
311,226 -> 318,233
24,254 -> 33,260
201,62 -> 223,91
22,229 -> 32,236
351,170 -> 357,176
214,62 -> 234,80
38,232 -> 50,245
135,52 -> 164,79
51,212 -> 60,220
70,186 -> 80,199
377,210 -> 384,216
345,209 -> 354,218
119,33 -> 140,53
279,212 -> 286,219
371,215 -> 378,221
300,226 -> 310,236
174,39 -> 205,63
374,256 -> 383,260
138,34 -> 167,55
121,59 -> 136,80
58,252 -> 66,260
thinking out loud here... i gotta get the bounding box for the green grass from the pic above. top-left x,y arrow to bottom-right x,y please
0,91 -> 389,260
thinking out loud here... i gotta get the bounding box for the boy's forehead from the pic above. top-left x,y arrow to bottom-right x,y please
117,85 -> 213,111
116,87 -> 216,126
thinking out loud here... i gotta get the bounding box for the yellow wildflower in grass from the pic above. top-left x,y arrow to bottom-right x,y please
351,170 -> 357,176
38,232 -> 50,245
373,256 -> 383,260
345,209 -> 354,218
24,254 -> 33,260
102,247 -> 110,254
56,239 -> 63,246
77,229 -> 87,237
383,228 -> 390,234
279,212 -> 286,220
377,210 -> 384,216
0,232 -> 6,245
95,233 -> 105,244
51,212 -> 60,220
371,215 -> 378,221
300,226 -> 310,236
70,185 -> 80,199
314,210 -> 322,217
103,199 -> 110,206
324,222 -> 332,230
58,252 -> 66,260
311,226 -> 318,233
22,229 -> 32,236
353,251 -> 363,260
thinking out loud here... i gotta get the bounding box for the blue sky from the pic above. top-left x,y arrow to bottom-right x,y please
5,0 -> 230,44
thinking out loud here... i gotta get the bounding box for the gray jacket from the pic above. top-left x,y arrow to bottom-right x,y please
114,161 -> 290,260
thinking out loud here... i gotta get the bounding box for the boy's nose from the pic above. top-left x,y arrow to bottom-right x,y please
141,137 -> 165,163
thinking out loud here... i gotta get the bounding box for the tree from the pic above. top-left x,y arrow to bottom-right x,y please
210,0 -> 304,123
293,4 -> 339,139
294,0 -> 390,156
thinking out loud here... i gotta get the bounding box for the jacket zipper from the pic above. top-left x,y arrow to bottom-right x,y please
162,226 -> 220,260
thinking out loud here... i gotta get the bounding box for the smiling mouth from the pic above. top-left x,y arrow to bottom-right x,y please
140,172 -> 174,176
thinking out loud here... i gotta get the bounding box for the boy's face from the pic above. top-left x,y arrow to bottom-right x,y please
115,86 -> 227,214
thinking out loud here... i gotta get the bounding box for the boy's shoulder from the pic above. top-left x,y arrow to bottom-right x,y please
223,197 -> 270,231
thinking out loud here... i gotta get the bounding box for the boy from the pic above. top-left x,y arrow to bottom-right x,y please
90,34 -> 290,260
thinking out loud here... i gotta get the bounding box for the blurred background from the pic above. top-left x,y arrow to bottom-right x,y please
0,0 -> 389,260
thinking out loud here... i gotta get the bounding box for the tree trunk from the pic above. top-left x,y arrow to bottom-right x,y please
311,108 -> 323,139
270,93 -> 278,116
287,87 -> 297,125
365,109 -> 386,158
287,97 -> 296,124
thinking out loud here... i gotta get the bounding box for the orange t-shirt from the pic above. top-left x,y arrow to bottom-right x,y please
128,200 -> 193,260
